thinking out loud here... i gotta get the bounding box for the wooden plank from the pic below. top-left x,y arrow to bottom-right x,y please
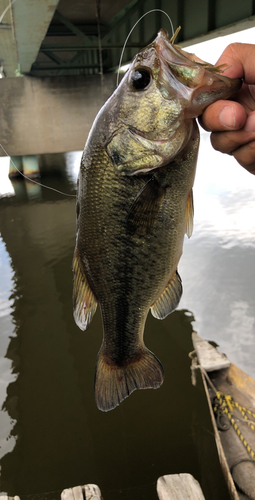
157,474 -> 206,500
192,332 -> 230,372
61,484 -> 102,500
0,497 -> 21,500
229,362 -> 255,404
192,334 -> 240,500
0,495 -> 20,500
198,367 -> 240,500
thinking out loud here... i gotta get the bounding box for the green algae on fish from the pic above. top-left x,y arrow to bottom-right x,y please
73,28 -> 241,412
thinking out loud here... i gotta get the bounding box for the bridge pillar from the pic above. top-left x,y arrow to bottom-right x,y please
9,155 -> 40,179
22,155 -> 40,179
9,156 -> 23,178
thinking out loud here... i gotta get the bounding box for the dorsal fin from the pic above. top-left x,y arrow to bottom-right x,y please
185,189 -> 194,238
72,248 -> 98,330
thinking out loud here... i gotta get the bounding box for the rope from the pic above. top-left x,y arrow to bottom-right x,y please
189,352 -> 255,462
213,391 -> 255,461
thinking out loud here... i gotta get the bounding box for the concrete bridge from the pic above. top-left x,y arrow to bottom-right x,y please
0,0 -> 255,176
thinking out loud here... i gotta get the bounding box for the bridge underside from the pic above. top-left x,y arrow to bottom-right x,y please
0,0 -> 254,158
0,74 -> 115,158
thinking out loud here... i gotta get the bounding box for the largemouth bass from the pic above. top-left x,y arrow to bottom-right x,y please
73,28 -> 241,412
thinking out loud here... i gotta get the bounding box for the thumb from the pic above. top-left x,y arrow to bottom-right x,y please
199,100 -> 247,132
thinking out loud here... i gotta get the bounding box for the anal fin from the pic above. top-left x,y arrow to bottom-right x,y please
72,248 -> 98,330
151,271 -> 182,319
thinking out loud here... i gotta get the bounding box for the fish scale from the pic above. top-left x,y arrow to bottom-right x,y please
73,28 -> 242,412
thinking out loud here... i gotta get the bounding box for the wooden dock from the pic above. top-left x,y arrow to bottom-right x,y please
157,474 -> 206,499
0,474 -> 206,500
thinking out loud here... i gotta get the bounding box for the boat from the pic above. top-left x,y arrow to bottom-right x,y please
192,332 -> 255,500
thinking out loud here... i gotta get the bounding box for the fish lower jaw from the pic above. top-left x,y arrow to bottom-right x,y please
116,154 -> 164,175
129,128 -> 176,149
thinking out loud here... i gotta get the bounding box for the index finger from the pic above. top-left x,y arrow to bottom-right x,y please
214,43 -> 255,84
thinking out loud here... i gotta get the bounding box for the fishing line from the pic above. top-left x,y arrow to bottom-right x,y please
0,0 -> 76,198
0,0 -> 17,23
1,6 -> 173,196
116,9 -> 174,86
0,143 -> 77,197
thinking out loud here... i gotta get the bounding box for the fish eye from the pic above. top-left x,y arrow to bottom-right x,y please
130,68 -> 151,90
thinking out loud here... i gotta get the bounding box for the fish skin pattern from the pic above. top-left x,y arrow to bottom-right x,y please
73,29 -> 242,411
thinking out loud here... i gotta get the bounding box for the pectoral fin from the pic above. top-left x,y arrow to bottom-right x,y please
127,177 -> 165,236
185,189 -> 194,238
151,271 -> 182,319
72,248 -> 98,330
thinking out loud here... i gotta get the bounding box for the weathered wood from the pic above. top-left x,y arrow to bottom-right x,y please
198,367 -> 240,500
192,332 -> 230,371
61,484 -> 102,500
156,473 -> 205,500
0,497 -> 21,500
229,362 -> 255,404
0,485 -> 102,500
191,334 -> 241,500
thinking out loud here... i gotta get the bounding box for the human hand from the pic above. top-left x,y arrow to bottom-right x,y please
199,43 -> 255,174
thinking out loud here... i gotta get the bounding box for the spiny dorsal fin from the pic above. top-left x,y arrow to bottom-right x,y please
72,248 -> 98,330
185,189 -> 194,238
126,177 -> 165,236
151,271 -> 182,319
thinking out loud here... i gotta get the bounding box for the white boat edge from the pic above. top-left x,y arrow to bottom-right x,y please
192,332 -> 231,372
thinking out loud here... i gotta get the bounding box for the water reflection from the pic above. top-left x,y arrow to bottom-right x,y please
192,131 -> 255,244
0,158 -> 229,499
0,237 -> 16,459
179,131 -> 255,379
0,157 -> 15,197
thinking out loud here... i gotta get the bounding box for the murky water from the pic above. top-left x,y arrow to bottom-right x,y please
0,136 -> 254,500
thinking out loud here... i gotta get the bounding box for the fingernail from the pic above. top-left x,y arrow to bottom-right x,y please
219,105 -> 236,129
245,113 -> 255,132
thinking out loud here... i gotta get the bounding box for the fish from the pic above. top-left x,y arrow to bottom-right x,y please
72,28 -> 241,412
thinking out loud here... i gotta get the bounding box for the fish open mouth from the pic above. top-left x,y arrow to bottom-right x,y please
153,28 -> 242,106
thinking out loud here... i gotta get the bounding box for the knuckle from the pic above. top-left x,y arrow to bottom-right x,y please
210,132 -> 231,153
220,43 -> 241,61
235,141 -> 255,170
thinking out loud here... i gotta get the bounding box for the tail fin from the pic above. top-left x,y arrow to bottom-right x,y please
94,348 -> 164,412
